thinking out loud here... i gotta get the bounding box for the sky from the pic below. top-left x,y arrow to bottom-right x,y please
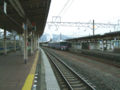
43,0 -> 120,38
1,0 -> 120,39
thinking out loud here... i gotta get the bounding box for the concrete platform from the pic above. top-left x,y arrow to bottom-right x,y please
0,51 -> 36,90
40,48 -> 60,90
81,49 -> 120,61
69,48 -> 120,62
0,49 -> 60,90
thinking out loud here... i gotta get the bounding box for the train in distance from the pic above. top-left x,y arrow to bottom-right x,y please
40,41 -> 71,51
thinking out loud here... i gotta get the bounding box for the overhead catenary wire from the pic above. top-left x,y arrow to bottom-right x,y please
57,0 -> 72,16
53,0 -> 74,26
60,0 -> 74,16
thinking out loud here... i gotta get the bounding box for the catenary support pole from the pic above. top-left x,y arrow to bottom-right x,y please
93,20 -> 95,36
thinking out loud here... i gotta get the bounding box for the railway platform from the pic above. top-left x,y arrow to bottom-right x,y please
81,49 -> 120,61
0,48 -> 60,90
0,51 -> 37,90
38,48 -> 60,90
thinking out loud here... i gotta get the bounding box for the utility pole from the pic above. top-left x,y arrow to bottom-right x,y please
60,33 -> 62,41
93,20 -> 95,36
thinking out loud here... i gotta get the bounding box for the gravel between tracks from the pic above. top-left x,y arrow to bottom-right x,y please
48,48 -> 120,90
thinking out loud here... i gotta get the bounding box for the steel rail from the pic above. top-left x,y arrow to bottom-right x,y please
46,51 -> 73,90
44,48 -> 95,90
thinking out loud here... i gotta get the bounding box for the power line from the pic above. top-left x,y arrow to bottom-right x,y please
58,0 -> 71,16
52,0 -> 74,22
61,0 -> 74,16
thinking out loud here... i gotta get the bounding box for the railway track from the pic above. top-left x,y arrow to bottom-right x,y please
44,49 -> 95,90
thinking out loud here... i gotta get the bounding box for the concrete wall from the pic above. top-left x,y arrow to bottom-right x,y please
112,40 -> 120,53
89,42 -> 100,50
71,42 -> 82,50
68,40 -> 120,53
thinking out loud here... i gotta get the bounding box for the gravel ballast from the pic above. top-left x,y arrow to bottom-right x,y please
48,48 -> 120,90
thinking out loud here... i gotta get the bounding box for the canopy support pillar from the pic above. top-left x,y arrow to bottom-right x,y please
31,32 -> 34,55
24,28 -> 28,64
4,30 -> 7,55
14,36 -> 16,51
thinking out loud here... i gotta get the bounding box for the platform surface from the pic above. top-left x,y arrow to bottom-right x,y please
40,48 -> 60,90
0,51 -> 35,90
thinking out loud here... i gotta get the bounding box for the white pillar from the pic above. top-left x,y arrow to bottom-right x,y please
118,40 -> 119,48
4,30 -> 7,55
102,40 -> 104,51
36,35 -> 38,50
31,32 -> 33,55
33,32 -> 36,51
37,35 -> 39,49
110,40 -> 112,50
19,35 -> 22,50
21,34 -> 24,55
35,35 -> 37,50
34,36 -> 36,50
24,29 -> 28,64
106,40 -> 107,51
19,35 -> 21,48
14,36 -> 16,51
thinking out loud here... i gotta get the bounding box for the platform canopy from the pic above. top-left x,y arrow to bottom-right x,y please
0,0 -> 51,36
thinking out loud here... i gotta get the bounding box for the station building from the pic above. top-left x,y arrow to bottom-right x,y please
67,31 -> 120,53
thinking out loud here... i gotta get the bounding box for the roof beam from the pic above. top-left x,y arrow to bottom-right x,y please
9,0 -> 31,33
9,0 -> 25,18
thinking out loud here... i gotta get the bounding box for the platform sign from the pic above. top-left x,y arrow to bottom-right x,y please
22,23 -> 27,30
32,26 -> 36,31
4,1 -> 7,14
12,31 -> 17,36
32,22 -> 36,31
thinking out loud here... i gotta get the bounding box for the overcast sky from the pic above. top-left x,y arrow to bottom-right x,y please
1,0 -> 120,39
43,0 -> 120,37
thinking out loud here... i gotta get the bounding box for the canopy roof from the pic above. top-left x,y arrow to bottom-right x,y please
0,0 -> 51,36
67,31 -> 120,41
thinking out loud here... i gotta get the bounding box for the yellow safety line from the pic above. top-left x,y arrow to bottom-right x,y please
22,51 -> 39,90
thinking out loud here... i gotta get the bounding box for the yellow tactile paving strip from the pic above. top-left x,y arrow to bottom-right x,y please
22,51 -> 39,90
